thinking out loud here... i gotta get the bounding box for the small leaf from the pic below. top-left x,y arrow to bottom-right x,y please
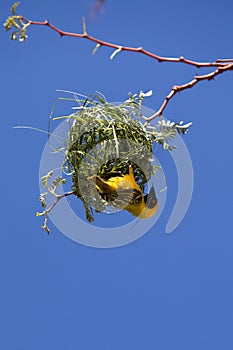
11,2 -> 20,15
176,121 -> 192,134
39,192 -> 48,208
36,211 -> 45,217
140,90 -> 153,98
11,32 -> 18,40
51,176 -> 64,187
41,171 -> 53,188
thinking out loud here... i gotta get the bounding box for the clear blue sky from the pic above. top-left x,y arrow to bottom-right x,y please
1,0 -> 233,349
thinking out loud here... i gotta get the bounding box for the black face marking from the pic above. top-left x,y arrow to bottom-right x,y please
144,187 -> 158,209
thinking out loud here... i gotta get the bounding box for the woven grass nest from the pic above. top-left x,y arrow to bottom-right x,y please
39,91 -> 191,229
63,92 -> 157,222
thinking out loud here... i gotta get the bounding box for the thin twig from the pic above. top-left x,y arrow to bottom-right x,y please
11,14 -> 231,120
42,190 -> 75,233
144,63 -> 233,125
216,58 -> 233,63
21,16 -> 232,68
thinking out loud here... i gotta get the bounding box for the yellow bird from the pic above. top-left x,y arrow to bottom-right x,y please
88,166 -> 158,219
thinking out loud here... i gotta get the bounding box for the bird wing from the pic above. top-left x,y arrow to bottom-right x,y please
89,171 -> 143,208
100,187 -> 143,208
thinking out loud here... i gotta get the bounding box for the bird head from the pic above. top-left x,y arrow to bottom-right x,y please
139,186 -> 158,219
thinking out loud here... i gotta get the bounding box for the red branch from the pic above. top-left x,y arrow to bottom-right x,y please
144,63 -> 233,124
21,16 -> 232,68
19,16 -> 233,120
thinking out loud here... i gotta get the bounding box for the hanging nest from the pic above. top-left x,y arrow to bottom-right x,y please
63,93 -> 157,222
38,91 -> 192,230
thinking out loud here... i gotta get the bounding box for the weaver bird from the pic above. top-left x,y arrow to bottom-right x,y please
88,166 -> 158,219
